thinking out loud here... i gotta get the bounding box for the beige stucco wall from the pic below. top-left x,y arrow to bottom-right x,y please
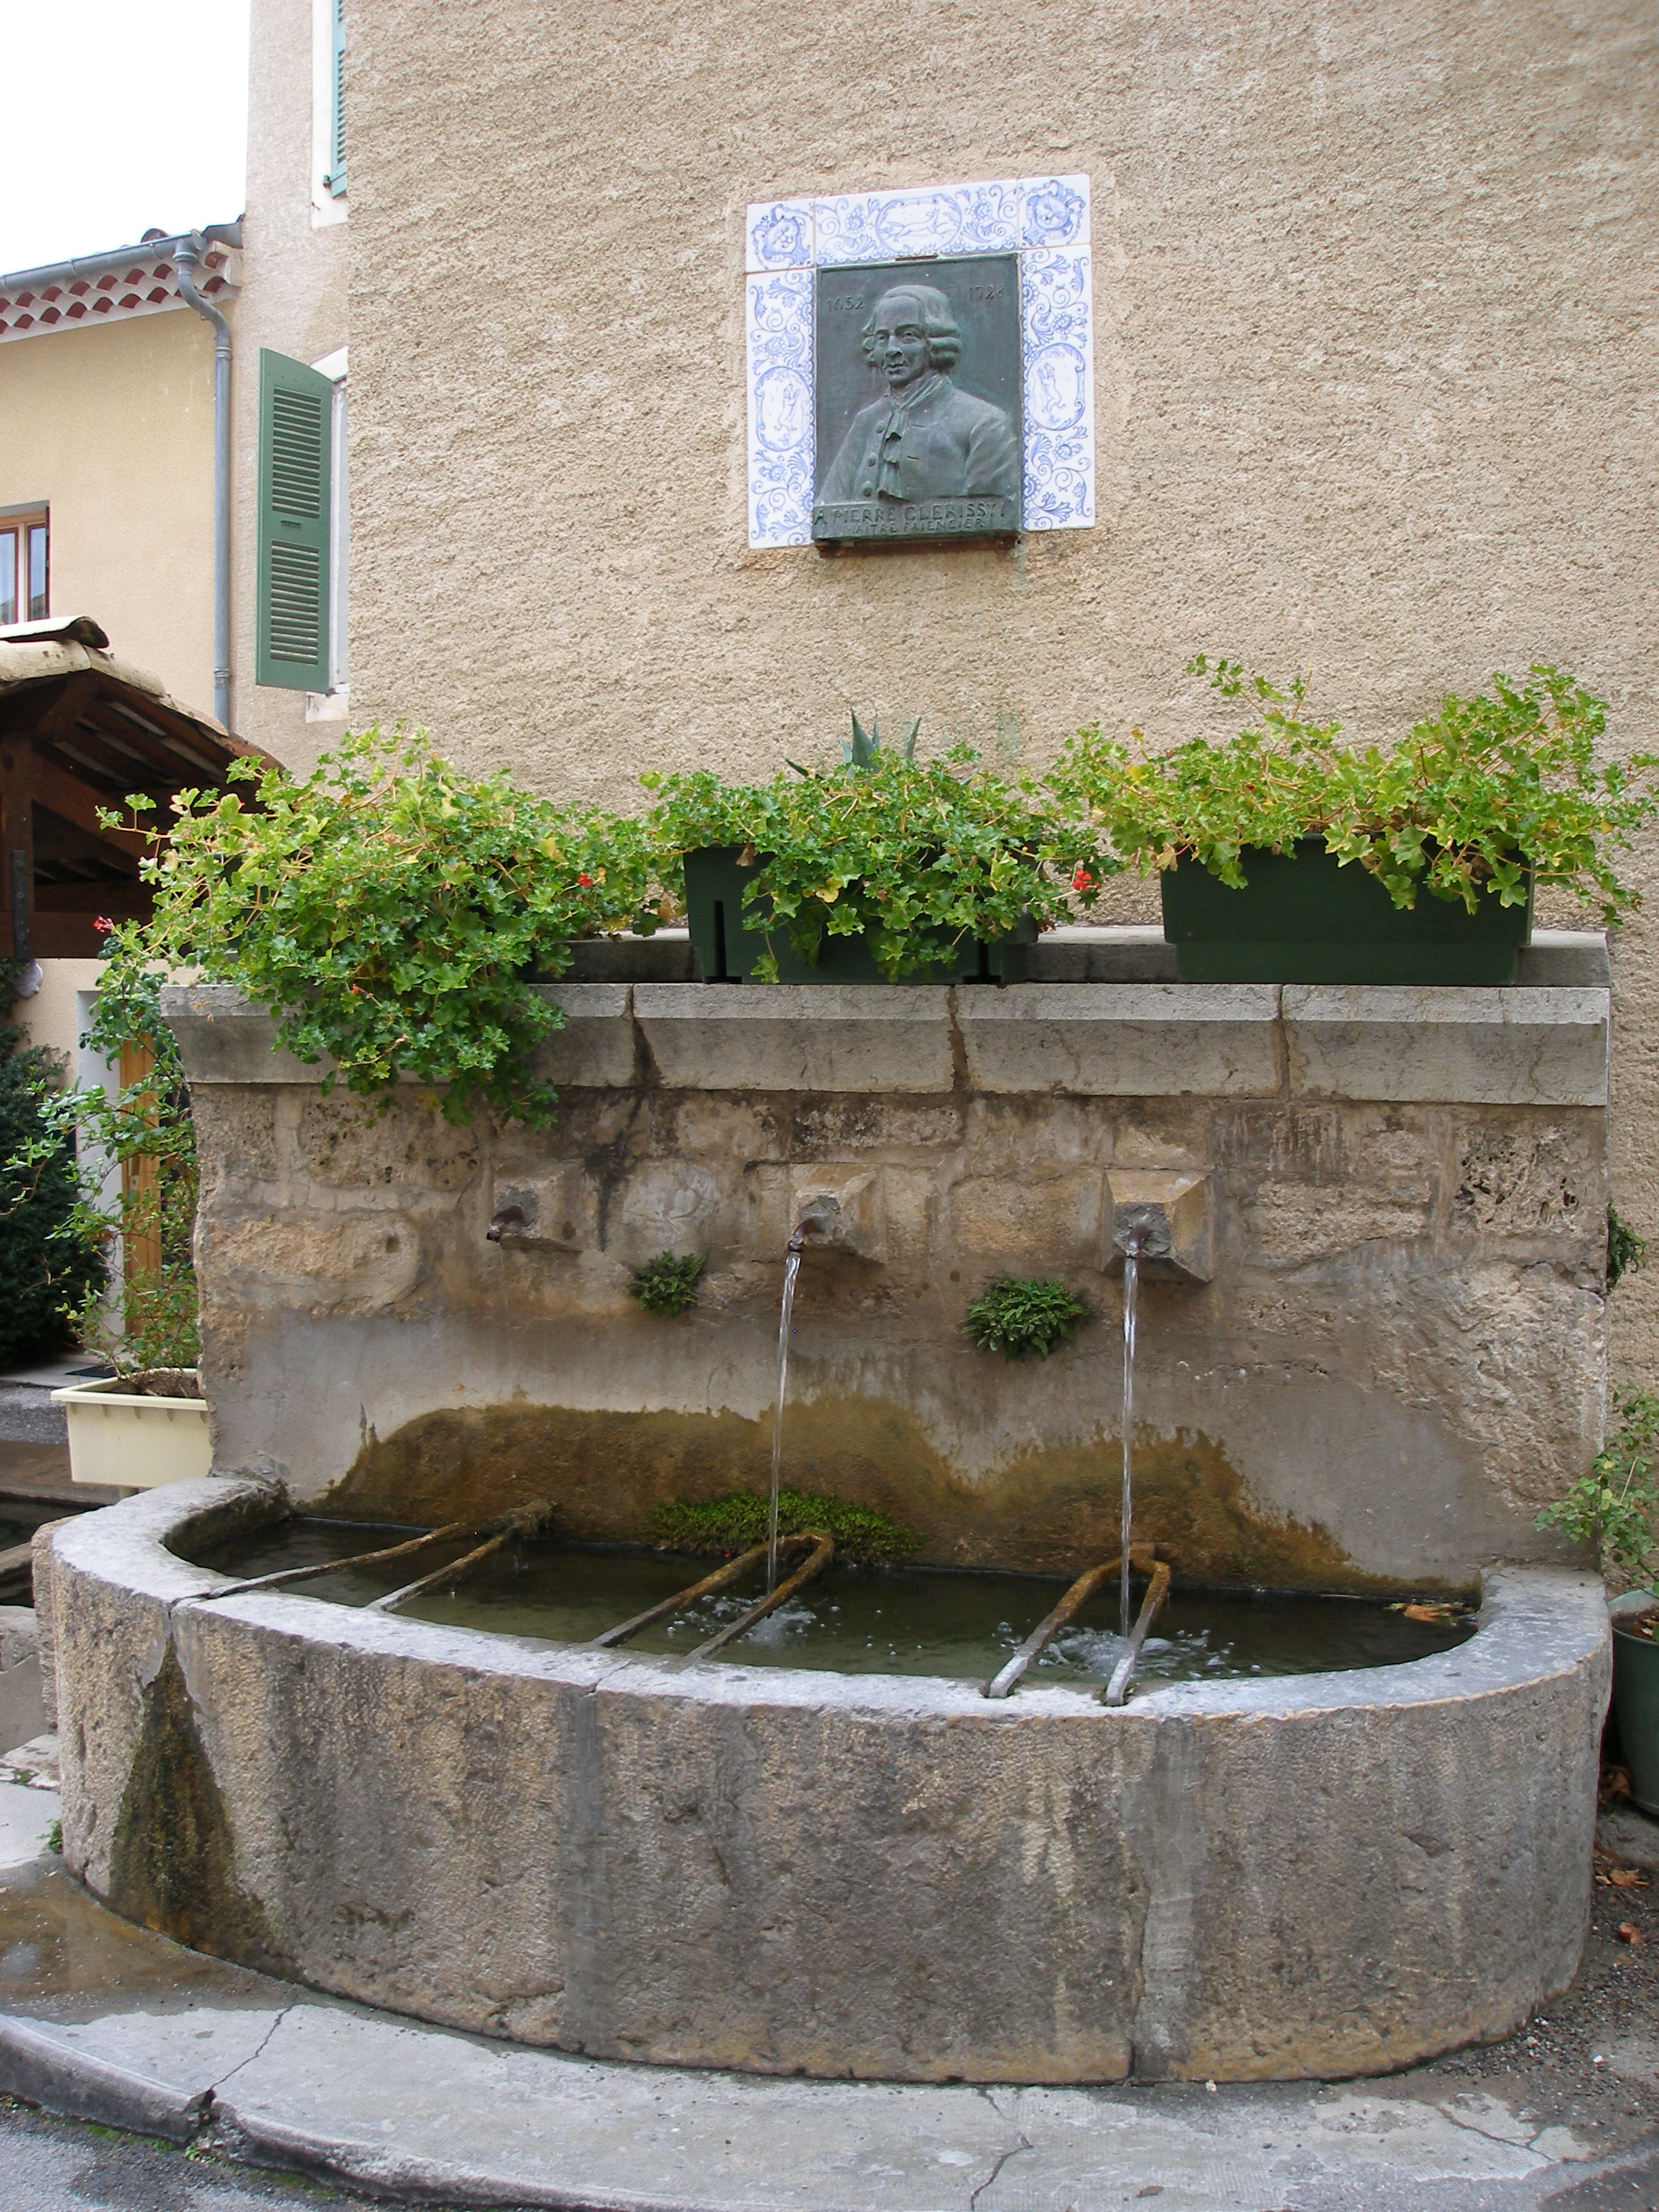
335,0 -> 1659,1387
11,959 -> 101,1070
234,0 -> 349,769
0,310 -> 218,710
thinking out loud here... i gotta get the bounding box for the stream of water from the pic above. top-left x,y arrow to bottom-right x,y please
1120,1229 -> 1143,1637
766,1247 -> 802,1593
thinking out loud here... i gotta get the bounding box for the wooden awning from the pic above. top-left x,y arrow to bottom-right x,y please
0,615 -> 272,961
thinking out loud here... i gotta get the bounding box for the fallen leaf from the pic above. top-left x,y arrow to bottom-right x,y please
1608,1867 -> 1649,1889
1616,1922 -> 1643,1946
1603,1766 -> 1633,1799
1404,1603 -> 1451,1624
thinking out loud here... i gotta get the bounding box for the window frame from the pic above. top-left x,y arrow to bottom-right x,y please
310,0 -> 348,222
0,505 -> 49,626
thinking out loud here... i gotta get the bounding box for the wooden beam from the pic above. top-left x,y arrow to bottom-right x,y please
0,762 -> 32,964
16,750 -> 153,856
33,882 -> 152,914
30,912 -> 142,959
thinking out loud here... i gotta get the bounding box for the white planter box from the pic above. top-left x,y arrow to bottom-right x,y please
52,1373 -> 212,1490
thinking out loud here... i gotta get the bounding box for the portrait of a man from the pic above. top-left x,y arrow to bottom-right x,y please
813,255 -> 1023,541
819,284 -> 1020,506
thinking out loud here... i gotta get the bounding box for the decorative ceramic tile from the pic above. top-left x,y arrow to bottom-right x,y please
1018,173 -> 1091,248
745,200 -> 815,274
813,181 -> 1020,266
744,177 -> 1094,546
1020,247 -> 1094,530
746,269 -> 815,547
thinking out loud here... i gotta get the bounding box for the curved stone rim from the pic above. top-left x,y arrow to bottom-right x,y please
54,1476 -> 1609,1726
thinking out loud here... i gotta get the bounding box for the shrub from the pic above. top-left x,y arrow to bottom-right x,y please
631,1250 -> 705,1317
964,1276 -> 1092,1359
645,724 -> 1102,982
127,727 -> 663,1127
1536,1389 -> 1659,1586
1052,659 -> 1659,924
651,1486 -> 919,1563
0,969 -> 104,1367
24,945 -> 199,1374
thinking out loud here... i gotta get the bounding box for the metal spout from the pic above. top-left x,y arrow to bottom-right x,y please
486,1204 -> 527,1243
787,1195 -> 840,1253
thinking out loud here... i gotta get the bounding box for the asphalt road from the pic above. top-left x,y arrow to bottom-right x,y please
0,2100 -> 380,2211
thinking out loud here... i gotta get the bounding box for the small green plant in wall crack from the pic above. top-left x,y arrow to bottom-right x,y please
1536,1389 -> 1659,1587
964,1277 -> 1092,1360
631,1250 -> 706,1317
1609,1206 -> 1648,1293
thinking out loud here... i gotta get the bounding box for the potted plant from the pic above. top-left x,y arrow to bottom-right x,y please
1051,659 -> 1659,984
119,728 -> 664,1126
1537,1387 -> 1659,1814
647,717 -> 1086,983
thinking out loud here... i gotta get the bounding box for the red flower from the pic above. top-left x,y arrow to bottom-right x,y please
92,915 -> 116,934
1071,867 -> 1093,893
576,873 -> 594,887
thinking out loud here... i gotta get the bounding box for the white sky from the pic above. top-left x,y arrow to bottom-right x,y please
0,0 -> 251,274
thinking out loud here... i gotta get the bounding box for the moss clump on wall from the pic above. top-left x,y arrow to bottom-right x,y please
630,1249 -> 705,1316
964,1276 -> 1091,1359
652,1486 -> 918,1564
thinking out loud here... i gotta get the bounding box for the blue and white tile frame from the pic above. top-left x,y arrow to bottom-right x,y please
745,176 -> 1093,548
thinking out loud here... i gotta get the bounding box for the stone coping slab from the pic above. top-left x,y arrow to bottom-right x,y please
955,983 -> 1284,1096
163,979 -> 1610,1107
633,982 -> 956,1093
1284,985 -> 1611,1107
48,1481 -> 1609,2087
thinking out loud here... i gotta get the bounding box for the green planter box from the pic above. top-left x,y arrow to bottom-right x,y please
1160,840 -> 1534,985
1612,1592 -> 1659,1816
683,846 -> 1033,984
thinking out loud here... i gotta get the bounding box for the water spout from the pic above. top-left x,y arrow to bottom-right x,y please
1120,1226 -> 1144,1639
486,1204 -> 527,1243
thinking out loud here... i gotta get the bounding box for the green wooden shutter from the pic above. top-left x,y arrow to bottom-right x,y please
255,349 -> 332,692
329,0 -> 346,195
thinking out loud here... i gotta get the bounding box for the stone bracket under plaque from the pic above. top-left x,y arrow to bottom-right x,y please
1105,1169 -> 1213,1284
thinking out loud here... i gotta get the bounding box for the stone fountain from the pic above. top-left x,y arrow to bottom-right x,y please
42,933 -> 1612,2081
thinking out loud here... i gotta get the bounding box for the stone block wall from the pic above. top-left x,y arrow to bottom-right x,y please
166,958 -> 1612,1592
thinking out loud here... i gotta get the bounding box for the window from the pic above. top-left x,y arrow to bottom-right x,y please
255,352 -> 332,691
329,0 -> 346,197
0,508 -> 48,626
312,0 -> 347,217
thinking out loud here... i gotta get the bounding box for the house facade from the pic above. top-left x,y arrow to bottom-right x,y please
243,0 -> 1659,1373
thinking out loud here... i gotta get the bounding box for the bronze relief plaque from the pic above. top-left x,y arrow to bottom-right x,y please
812,255 -> 1023,546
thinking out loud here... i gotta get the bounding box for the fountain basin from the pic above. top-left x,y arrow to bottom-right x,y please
48,1479 -> 1608,2085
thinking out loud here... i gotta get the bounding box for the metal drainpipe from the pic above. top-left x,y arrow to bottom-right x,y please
173,226 -> 240,729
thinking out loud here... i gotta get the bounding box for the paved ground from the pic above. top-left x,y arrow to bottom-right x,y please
1,1771 -> 1655,2211
0,1381 -> 70,1446
0,2098 -> 380,2210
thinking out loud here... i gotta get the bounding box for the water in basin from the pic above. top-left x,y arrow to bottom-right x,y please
183,1519 -> 1478,1687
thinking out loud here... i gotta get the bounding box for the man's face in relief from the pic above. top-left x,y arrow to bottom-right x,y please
867,293 -> 932,393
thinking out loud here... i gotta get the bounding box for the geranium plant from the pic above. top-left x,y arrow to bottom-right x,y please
646,725 -> 1103,981
124,729 -> 663,1126
1052,659 -> 1659,922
